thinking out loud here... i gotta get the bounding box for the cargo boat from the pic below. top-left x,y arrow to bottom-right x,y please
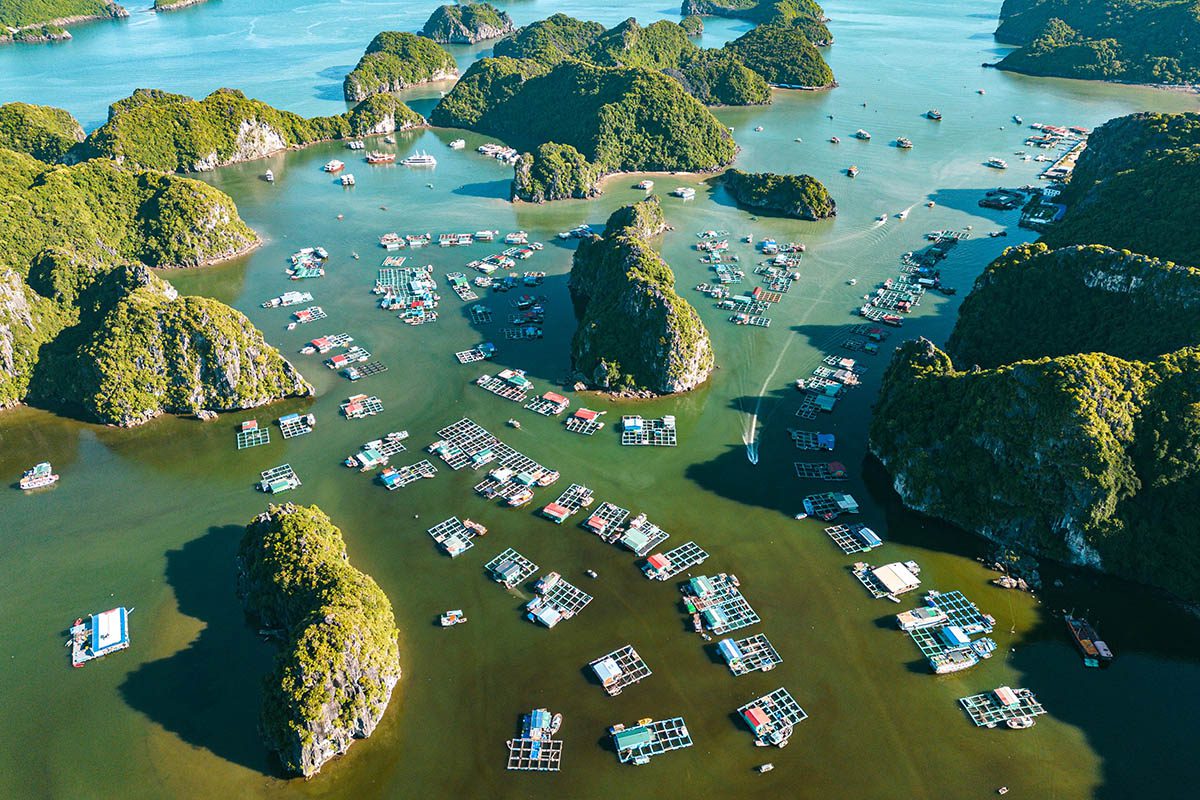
1065,614 -> 1113,667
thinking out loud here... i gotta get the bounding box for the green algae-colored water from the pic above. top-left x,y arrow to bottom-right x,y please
2,2 -> 1199,798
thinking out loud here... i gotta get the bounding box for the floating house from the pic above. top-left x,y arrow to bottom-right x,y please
737,687 -> 808,747
872,562 -> 922,596
641,541 -> 709,581
589,645 -> 652,696
718,633 -> 783,676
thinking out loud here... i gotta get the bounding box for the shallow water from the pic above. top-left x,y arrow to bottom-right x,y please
2,2 -> 1199,798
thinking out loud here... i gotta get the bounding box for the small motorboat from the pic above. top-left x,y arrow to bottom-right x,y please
758,763 -> 775,773
264,169 -> 274,182
550,713 -> 563,734
507,418 -> 522,429
847,278 -> 857,286
585,569 -> 598,579
876,214 -> 887,222
1006,716 -> 1035,730
829,136 -> 840,144
440,609 -> 467,627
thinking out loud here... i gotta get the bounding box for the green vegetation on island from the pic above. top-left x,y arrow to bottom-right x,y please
343,31 -> 458,102
721,168 -> 835,220
724,19 -> 835,87
80,88 -> 424,173
432,57 -> 737,178
421,2 -> 513,44
681,0 -> 833,43
492,13 -> 606,65
512,142 -> 602,202
0,0 -> 127,42
0,102 -> 84,161
994,0 -> 1200,85
680,14 -> 704,36
569,197 -> 714,394
237,504 -> 401,778
0,141 -> 308,422
870,111 -> 1200,601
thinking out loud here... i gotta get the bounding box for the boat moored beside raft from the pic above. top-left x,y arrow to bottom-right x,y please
67,607 -> 132,667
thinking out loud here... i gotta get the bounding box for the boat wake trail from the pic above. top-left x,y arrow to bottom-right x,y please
742,334 -> 799,465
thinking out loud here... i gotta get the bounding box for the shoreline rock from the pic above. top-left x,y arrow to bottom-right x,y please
421,2 -> 514,44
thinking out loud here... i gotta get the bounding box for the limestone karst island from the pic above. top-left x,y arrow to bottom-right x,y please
2,0 -> 1199,798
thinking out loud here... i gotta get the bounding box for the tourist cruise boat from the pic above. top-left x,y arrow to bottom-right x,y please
366,151 -> 395,164
402,151 -> 437,167
896,137 -> 913,149
672,187 -> 696,200
925,109 -> 942,120
985,157 -> 1009,169
448,138 -> 466,149
20,462 -> 58,490
1065,614 -> 1113,667
68,607 -> 131,667
854,129 -> 871,140
323,159 -> 345,172
340,173 -> 356,185
635,179 -> 654,190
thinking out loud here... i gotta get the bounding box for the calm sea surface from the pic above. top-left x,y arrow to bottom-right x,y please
2,2 -> 1198,798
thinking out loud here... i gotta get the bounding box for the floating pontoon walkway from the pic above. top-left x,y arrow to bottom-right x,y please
260,464 -> 300,494
737,687 -> 807,747
612,717 -> 693,765
455,348 -> 488,364
278,413 -> 315,439
621,419 -> 677,447
375,434 -> 408,457
960,688 -> 1047,728
823,524 -> 883,554
583,502 -> 630,539
802,492 -> 859,520
525,394 -> 570,416
642,541 -> 708,580
590,645 -> 652,696
719,634 -> 782,676
686,573 -> 760,634
486,548 -> 539,587
291,306 -> 326,324
379,460 -> 437,489
236,426 -> 270,450
427,517 -> 479,558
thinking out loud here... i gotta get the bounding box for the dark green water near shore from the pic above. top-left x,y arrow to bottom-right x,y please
2,2 -> 1199,798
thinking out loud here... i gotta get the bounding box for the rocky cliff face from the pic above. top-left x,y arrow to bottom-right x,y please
511,142 -> 601,202
0,145 -> 307,423
45,266 -> 310,426
342,32 -> 459,102
422,2 -> 514,44
569,197 -> 714,394
237,504 -> 401,778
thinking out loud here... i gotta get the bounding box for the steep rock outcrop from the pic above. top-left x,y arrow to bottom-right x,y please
43,266 -> 310,426
569,197 -> 713,393
511,142 -> 601,202
80,88 -> 424,173
721,168 -> 835,219
237,504 -> 401,778
421,2 -> 514,44
343,32 -> 458,101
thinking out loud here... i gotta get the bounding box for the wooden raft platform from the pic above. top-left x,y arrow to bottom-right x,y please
477,374 -> 530,402
619,514 -> 670,556
278,415 -> 314,439
824,524 -> 883,554
468,305 -> 493,324
960,689 -> 1047,728
427,516 -> 479,558
926,590 -> 995,634
642,541 -> 708,580
236,427 -> 270,450
737,687 -> 808,747
379,460 -> 437,489
720,633 -> 783,676
345,361 -> 388,380
506,737 -> 562,772
590,644 -> 653,696
689,573 -> 760,634
794,462 -> 849,481
621,420 -> 677,447
565,416 -> 604,435
582,502 -> 630,539
555,483 -> 594,514
613,717 -> 693,765
431,418 -> 500,470
788,429 -> 834,451
486,548 -> 539,587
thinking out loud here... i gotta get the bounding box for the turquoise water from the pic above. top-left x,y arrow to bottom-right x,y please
1,2 -> 1198,799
